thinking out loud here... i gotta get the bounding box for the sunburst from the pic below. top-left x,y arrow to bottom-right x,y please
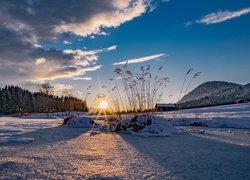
99,100 -> 108,110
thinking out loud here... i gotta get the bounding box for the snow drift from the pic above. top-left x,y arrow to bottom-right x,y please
112,114 -> 179,137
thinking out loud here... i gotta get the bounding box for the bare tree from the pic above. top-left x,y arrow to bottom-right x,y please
37,82 -> 54,113
37,82 -> 54,96
62,88 -> 72,116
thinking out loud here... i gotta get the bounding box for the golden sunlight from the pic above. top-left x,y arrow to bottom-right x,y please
99,100 -> 108,109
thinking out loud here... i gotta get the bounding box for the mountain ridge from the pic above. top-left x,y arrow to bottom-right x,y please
178,81 -> 250,109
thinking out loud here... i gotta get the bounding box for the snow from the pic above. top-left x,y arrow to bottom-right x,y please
0,103 -> 250,179
0,116 -> 63,144
179,81 -> 240,103
111,114 -> 179,137
64,116 -> 94,128
20,115 -> 59,119
178,81 -> 250,109
163,102 -> 250,129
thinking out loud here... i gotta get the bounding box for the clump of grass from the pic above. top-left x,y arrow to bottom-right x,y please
111,64 -> 170,113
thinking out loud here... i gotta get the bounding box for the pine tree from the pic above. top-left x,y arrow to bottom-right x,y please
0,85 -> 88,114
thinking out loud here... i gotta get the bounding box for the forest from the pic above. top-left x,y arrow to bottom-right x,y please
0,85 -> 88,115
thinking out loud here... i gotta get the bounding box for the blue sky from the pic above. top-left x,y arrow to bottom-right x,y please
0,0 -> 250,106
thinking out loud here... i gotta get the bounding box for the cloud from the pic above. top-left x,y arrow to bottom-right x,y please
113,53 -> 166,65
35,57 -> 46,65
0,0 -> 153,43
115,77 -> 124,80
54,83 -> 73,92
74,77 -> 92,81
63,45 -> 116,66
148,4 -> 158,13
55,1 -> 149,38
75,91 -> 84,95
63,40 -> 72,44
33,44 -> 42,48
197,7 -> 250,25
0,0 -> 156,88
0,26 -> 108,83
74,91 -> 84,99
31,65 -> 102,81
106,45 -> 117,51
53,83 -> 73,96
184,21 -> 192,27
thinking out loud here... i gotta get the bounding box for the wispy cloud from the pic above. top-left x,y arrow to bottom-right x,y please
64,45 -> 116,66
63,40 -> 72,44
81,65 -> 103,72
35,57 -> 46,65
106,45 -> 117,51
184,21 -> 192,27
31,65 -> 102,81
113,53 -> 166,65
148,4 -> 157,13
54,83 -> 72,92
197,7 -> 250,25
74,77 -> 92,81
53,83 -> 72,96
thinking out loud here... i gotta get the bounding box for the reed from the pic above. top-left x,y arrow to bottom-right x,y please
112,63 -> 169,113
184,72 -> 202,96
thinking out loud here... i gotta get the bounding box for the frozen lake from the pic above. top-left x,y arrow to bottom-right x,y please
1,103 -> 250,179
0,125 -> 249,179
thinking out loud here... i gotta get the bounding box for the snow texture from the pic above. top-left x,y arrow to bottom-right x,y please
0,103 -> 250,179
113,114 -> 179,137
0,117 -> 62,144
164,102 -> 250,129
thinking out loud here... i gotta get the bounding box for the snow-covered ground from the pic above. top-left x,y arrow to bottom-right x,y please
0,103 -> 250,179
0,116 -> 62,144
162,102 -> 250,129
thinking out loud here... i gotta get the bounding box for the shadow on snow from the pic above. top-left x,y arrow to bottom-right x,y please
118,132 -> 250,180
0,125 -> 91,147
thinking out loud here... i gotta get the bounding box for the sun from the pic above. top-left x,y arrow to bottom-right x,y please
99,100 -> 108,109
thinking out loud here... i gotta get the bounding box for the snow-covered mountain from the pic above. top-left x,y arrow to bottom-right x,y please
178,81 -> 250,109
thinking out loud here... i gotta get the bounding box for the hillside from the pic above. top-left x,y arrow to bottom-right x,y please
178,81 -> 250,109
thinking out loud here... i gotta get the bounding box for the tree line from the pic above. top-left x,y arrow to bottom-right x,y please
0,85 -> 88,115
